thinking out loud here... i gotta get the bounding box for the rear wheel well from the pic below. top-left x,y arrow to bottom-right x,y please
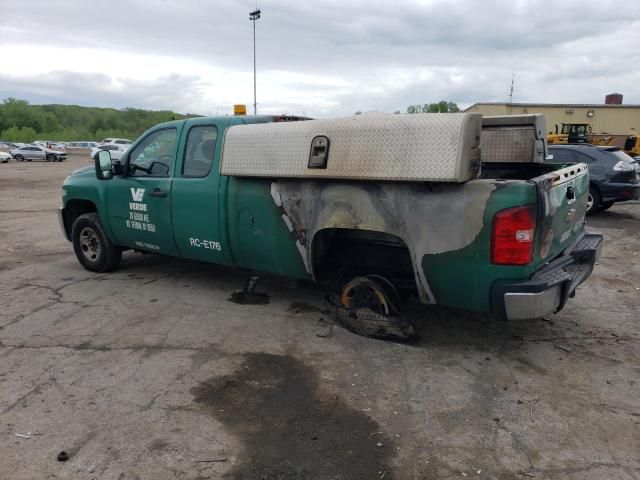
311,228 -> 416,292
63,200 -> 97,238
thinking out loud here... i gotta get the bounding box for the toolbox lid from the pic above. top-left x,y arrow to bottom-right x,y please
220,112 -> 482,183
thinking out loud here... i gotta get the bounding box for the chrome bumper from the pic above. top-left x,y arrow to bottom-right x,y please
493,233 -> 602,320
504,286 -> 563,320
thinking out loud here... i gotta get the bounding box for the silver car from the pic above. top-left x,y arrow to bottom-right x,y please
90,144 -> 127,161
10,145 -> 67,162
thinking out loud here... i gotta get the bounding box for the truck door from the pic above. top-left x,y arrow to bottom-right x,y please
105,127 -> 179,255
170,120 -> 232,265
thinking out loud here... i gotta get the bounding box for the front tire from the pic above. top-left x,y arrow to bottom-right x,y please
46,154 -> 56,162
14,154 -> 24,162
71,213 -> 122,272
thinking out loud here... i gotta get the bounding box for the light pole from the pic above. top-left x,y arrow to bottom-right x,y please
249,9 -> 261,115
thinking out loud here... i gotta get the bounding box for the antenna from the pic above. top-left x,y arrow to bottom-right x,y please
508,69 -> 515,104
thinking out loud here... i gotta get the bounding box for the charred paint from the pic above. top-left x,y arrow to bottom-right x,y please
273,180 -> 496,304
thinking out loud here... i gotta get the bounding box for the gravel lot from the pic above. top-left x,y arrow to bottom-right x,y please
1,155 -> 639,480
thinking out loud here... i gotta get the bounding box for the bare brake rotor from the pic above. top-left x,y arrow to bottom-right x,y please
334,276 -> 415,341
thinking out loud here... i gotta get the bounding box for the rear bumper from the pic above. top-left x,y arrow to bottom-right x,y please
492,233 -> 602,320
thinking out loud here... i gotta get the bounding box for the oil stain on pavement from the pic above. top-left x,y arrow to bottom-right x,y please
191,353 -> 394,479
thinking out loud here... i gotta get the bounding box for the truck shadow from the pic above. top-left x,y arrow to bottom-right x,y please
113,253 -> 577,354
406,301 -> 582,353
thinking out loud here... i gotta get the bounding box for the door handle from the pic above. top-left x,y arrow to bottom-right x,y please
149,188 -> 167,198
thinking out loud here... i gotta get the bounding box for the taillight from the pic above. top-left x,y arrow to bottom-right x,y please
491,205 -> 536,265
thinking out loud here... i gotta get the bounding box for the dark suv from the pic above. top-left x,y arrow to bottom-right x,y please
547,145 -> 640,213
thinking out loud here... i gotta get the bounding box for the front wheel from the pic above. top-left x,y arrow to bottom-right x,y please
14,154 -> 24,162
46,154 -> 56,162
71,213 -> 122,272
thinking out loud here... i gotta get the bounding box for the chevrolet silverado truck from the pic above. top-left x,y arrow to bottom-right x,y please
59,113 -> 601,337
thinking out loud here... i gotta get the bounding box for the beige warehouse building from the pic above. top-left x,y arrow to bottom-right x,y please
464,102 -> 640,135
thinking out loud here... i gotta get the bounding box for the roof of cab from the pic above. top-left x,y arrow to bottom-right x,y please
151,114 -> 312,131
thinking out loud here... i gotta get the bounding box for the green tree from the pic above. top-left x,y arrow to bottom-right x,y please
1,126 -> 37,143
406,101 -> 460,114
0,98 -> 198,141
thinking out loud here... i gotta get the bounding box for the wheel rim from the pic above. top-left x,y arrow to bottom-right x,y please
79,227 -> 101,262
340,277 -> 392,315
586,193 -> 594,212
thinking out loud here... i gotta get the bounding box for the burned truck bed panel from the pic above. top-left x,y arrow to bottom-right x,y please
273,179 -> 497,303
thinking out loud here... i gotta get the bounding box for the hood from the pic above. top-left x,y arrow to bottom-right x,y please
70,165 -> 94,175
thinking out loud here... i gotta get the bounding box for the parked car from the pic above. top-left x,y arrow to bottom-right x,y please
0,151 -> 11,163
0,142 -> 20,149
90,144 -> 127,161
100,138 -> 133,147
10,145 -> 67,162
67,141 -> 98,148
546,145 -> 640,213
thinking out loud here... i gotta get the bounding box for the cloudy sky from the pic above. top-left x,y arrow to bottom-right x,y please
1,0 -> 639,117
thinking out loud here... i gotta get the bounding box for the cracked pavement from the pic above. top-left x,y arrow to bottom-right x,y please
1,156 -> 639,479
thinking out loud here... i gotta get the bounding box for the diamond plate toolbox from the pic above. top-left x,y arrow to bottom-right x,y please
220,113 -> 482,183
480,114 -> 547,163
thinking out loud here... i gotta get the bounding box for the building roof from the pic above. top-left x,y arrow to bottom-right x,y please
464,102 -> 640,111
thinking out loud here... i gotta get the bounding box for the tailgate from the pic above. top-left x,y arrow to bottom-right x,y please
532,163 -> 589,265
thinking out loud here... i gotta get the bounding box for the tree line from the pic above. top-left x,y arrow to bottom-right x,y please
0,98 -> 196,142
0,97 -> 462,143
406,101 -> 460,114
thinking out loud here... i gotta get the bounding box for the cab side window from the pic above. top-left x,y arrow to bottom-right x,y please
129,128 -> 177,177
182,125 -> 217,177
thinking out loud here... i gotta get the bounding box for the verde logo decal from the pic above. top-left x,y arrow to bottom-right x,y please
126,188 -> 156,233
130,188 -> 145,202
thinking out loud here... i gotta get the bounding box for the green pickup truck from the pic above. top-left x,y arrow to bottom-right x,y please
59,113 -> 601,335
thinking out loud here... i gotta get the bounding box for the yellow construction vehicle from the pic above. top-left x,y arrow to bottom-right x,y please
546,123 -> 592,144
624,135 -> 640,157
588,134 -> 615,146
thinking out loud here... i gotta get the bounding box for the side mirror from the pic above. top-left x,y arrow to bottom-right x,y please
95,150 -> 113,180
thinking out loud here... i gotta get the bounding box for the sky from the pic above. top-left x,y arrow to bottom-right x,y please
1,0 -> 639,117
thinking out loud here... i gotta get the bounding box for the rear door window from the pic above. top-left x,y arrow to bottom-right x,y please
548,149 -> 573,162
182,125 -> 217,177
574,152 -> 595,163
